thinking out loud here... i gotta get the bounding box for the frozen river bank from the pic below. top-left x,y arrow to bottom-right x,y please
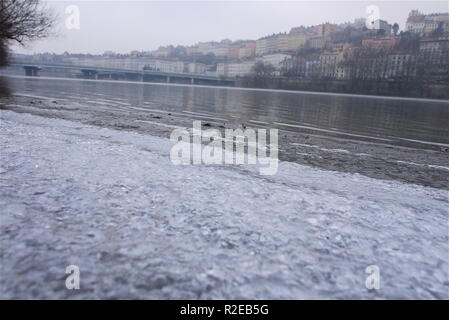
0,110 -> 448,299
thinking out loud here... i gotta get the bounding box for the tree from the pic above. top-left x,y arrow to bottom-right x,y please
0,40 -> 7,67
251,61 -> 276,78
392,23 -> 399,36
395,32 -> 420,56
0,0 -> 54,66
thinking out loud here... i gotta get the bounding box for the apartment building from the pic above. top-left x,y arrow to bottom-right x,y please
276,34 -> 308,52
385,54 -> 416,79
185,62 -> 207,74
320,23 -> 341,36
319,51 -> 344,78
280,57 -> 319,78
419,37 -> 449,65
335,66 -> 350,80
406,10 -> 449,35
307,36 -> 328,49
238,42 -> 256,58
290,23 -> 340,37
69,57 -> 185,73
142,59 -> 185,73
256,33 -> 308,56
72,58 -> 144,71
216,53 -> 290,77
227,44 -> 241,58
217,60 -> 256,77
196,42 -> 228,57
255,38 -> 268,56
226,41 -> 257,59
305,60 -> 320,77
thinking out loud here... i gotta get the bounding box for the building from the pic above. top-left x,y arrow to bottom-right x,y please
227,44 -> 241,58
185,46 -> 198,55
406,10 -> 425,33
352,18 -> 367,29
385,54 -> 416,79
320,23 -> 341,36
255,38 -> 268,56
335,66 -> 350,80
275,33 -> 308,52
151,46 -> 173,58
305,60 -> 320,78
70,57 -> 185,73
259,53 -> 291,70
196,41 -> 228,56
406,10 -> 449,35
217,61 -> 256,77
290,23 -> 340,37
286,33 -> 308,51
368,19 -> 392,35
307,36 -> 328,49
319,51 -> 344,78
264,36 -> 280,54
362,36 -> 398,48
225,41 -> 257,59
256,33 -> 309,56
185,62 -> 207,74
406,16 -> 440,35
280,57 -> 319,78
209,46 -> 228,57
238,42 -> 256,58
419,37 -> 449,65
216,53 -> 290,78
142,59 -> 185,73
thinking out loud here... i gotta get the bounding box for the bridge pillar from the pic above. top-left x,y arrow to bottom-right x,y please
80,69 -> 98,79
23,66 -> 40,76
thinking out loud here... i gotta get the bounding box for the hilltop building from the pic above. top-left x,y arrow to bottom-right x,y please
406,10 -> 449,35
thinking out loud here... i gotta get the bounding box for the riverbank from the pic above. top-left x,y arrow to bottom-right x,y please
237,77 -> 449,100
1,93 -> 448,189
2,68 -> 449,100
1,110 -> 447,299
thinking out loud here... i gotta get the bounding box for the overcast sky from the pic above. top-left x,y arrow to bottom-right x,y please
13,1 -> 449,54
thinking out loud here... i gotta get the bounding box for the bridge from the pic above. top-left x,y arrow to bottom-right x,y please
12,63 -> 235,86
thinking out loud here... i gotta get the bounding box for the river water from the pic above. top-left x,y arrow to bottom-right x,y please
3,75 -> 449,147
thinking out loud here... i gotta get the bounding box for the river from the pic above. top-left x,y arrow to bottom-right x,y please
3,75 -> 449,147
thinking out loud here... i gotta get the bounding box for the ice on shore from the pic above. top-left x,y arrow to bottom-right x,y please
0,110 -> 447,299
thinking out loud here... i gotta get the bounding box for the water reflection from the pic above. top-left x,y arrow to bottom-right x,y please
5,76 -> 449,144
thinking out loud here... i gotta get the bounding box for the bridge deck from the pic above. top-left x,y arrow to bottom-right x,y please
13,63 -> 232,82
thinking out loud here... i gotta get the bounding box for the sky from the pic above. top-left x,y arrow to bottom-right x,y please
13,0 -> 449,54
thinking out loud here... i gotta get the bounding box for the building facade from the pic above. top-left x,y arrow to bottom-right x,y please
319,51 -> 344,78
217,61 -> 256,77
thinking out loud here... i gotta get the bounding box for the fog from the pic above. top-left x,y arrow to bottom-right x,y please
13,1 -> 449,54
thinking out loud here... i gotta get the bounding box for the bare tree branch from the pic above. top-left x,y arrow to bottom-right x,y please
0,0 -> 54,45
